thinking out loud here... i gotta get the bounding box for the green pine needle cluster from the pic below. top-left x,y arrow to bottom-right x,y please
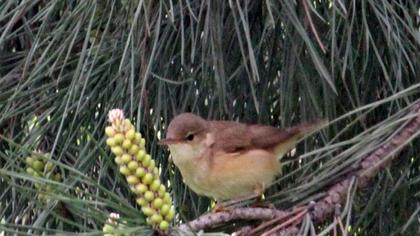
25,152 -> 62,202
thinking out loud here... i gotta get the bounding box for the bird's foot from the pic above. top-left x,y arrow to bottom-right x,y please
212,204 -> 230,213
213,193 -> 261,212
251,201 -> 275,209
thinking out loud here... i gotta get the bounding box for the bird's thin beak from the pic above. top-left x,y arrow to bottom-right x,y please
158,138 -> 183,145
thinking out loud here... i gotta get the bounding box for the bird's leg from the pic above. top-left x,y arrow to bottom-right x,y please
251,184 -> 275,209
213,193 -> 261,212
213,184 -> 264,212
251,201 -> 275,209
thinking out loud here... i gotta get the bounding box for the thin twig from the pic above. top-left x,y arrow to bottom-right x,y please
249,206 -> 307,235
333,218 -> 337,236
302,0 -> 326,53
261,209 -> 308,236
336,216 -> 347,236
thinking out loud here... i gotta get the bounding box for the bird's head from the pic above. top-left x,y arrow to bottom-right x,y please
160,113 -> 209,163
160,113 -> 208,145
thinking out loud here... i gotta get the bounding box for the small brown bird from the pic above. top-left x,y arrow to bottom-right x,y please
160,113 -> 326,201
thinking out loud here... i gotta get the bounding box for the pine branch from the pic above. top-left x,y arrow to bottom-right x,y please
177,101 -> 420,234
311,101 -> 420,222
178,207 -> 288,232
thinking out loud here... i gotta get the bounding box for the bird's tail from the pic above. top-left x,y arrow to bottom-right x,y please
273,119 -> 328,160
295,119 -> 328,138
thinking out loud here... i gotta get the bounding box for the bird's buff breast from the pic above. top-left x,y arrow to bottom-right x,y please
168,144 -> 212,196
169,145 -> 281,200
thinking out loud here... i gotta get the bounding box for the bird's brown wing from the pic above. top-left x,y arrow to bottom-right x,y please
209,121 -> 252,153
249,120 -> 326,158
248,124 -> 302,149
209,120 -> 326,155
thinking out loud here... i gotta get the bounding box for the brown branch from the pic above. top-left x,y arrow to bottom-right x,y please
248,205 -> 309,235
311,102 -> 420,222
261,209 -> 308,236
179,207 -> 288,232
177,101 -> 420,234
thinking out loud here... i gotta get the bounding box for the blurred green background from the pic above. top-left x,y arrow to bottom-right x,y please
0,0 -> 419,235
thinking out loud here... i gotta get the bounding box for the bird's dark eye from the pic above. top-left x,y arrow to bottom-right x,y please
186,134 -> 194,141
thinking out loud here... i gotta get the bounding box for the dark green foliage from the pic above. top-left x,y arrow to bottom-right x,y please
0,0 -> 419,235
